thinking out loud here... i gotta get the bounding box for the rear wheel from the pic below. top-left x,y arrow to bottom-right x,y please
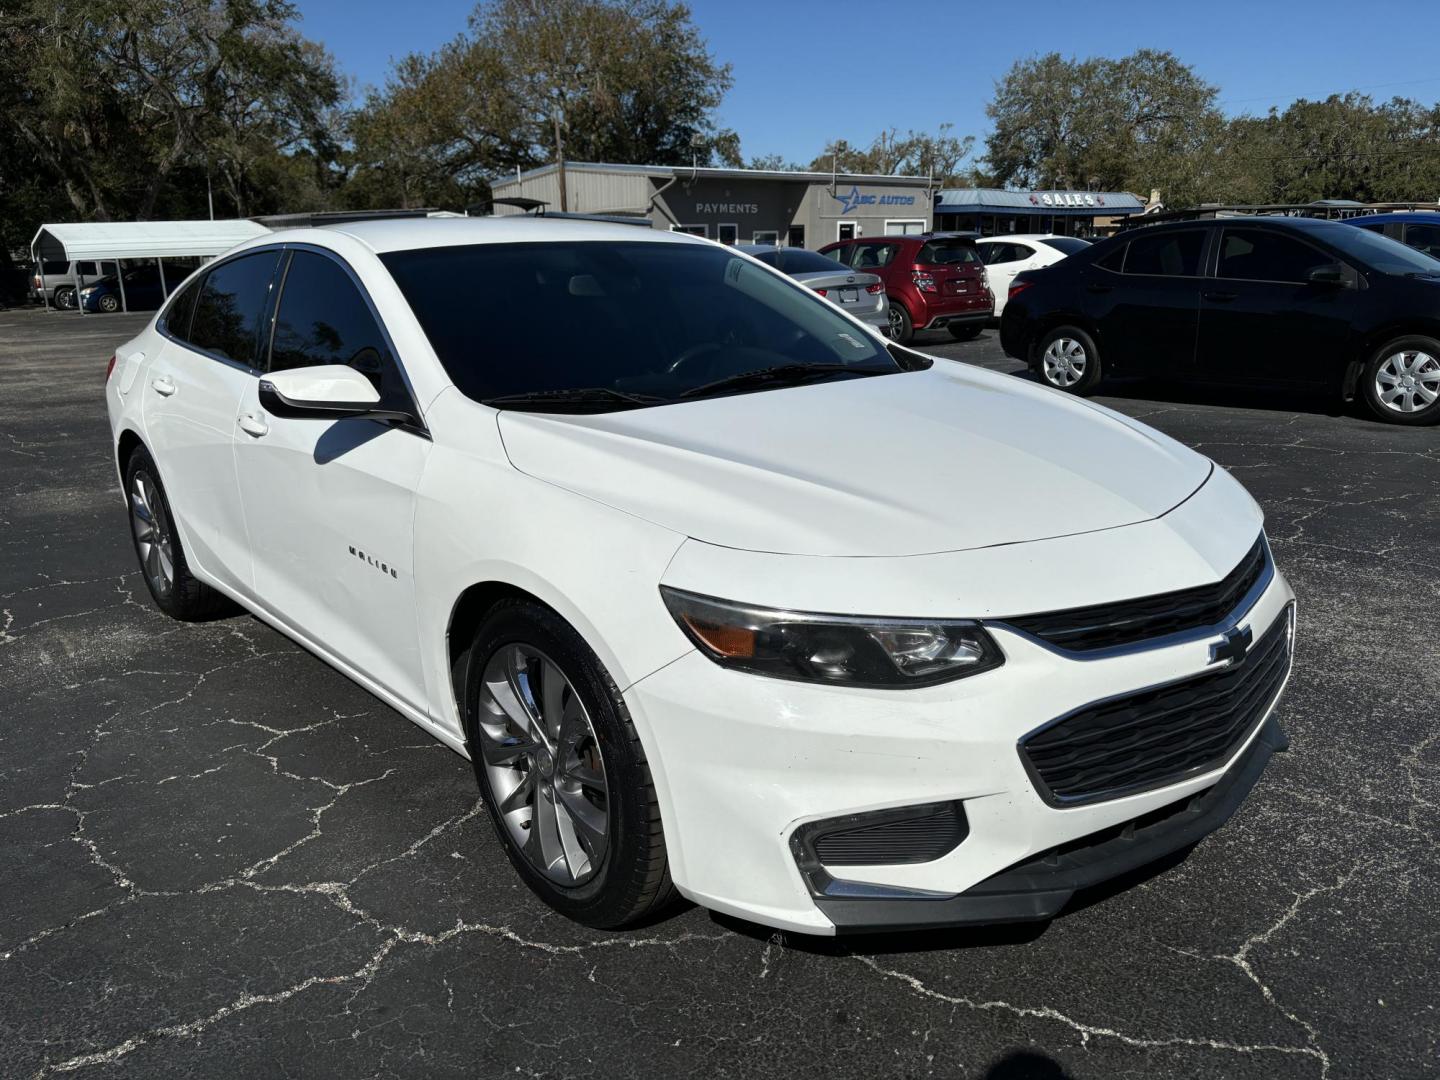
124,446 -> 235,620
947,323 -> 983,341
1360,336 -> 1440,425
1035,326 -> 1102,395
464,599 -> 677,929
888,302 -> 914,345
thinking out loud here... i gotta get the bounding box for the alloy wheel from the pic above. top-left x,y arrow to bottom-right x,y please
130,470 -> 175,597
888,306 -> 903,336
1374,350 -> 1440,414
1042,337 -> 1087,388
476,644 -> 610,886
99,295 -> 119,313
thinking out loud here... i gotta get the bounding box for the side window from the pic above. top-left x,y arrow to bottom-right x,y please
1123,230 -> 1204,276
821,244 -> 852,267
1216,229 -> 1330,283
161,278 -> 203,340
851,242 -> 896,269
1403,223 -> 1440,259
1009,244 -> 1036,263
187,250 -> 282,365
269,251 -> 408,408
1094,243 -> 1126,272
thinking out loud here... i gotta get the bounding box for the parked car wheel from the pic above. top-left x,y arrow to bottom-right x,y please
124,446 -> 235,620
1036,326 -> 1102,395
54,288 -> 76,310
947,324 -> 983,341
98,294 -> 120,313
464,599 -> 677,929
888,302 -> 914,345
1359,336 -> 1440,425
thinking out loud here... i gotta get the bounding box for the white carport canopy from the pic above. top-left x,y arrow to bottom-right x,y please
30,219 -> 272,314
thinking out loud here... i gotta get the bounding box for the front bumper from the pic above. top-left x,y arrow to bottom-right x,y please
628,471 -> 1292,934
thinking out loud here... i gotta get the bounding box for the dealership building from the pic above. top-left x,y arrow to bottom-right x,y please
934,188 -> 1148,237
489,162 -> 935,247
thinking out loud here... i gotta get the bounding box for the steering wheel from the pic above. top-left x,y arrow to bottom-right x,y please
666,342 -> 723,376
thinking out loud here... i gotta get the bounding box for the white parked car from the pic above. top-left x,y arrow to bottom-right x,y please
976,234 -> 1091,317
106,219 -> 1295,935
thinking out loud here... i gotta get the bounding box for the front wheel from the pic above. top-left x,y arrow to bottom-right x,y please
464,600 -> 677,929
53,288 -> 75,310
98,293 -> 120,313
1035,326 -> 1102,395
1359,336 -> 1440,425
887,302 -> 915,346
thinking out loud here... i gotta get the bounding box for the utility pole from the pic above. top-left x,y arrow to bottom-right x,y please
553,112 -> 568,212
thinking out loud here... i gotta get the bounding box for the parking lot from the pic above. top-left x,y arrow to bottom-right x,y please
2,305 -> 1437,1079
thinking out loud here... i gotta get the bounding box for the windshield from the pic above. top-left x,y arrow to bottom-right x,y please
381,241 -> 899,408
1323,224 -> 1440,275
1039,237 -> 1091,256
749,248 -> 851,275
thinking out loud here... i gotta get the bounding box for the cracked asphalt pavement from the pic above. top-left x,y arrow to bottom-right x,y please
2,307 -> 1437,1079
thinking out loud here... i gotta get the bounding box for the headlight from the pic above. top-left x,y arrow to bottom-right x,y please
660,588 -> 1003,688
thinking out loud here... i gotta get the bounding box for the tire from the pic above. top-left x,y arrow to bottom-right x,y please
123,446 -> 235,621
463,599 -> 677,929
1035,325 -> 1102,395
98,294 -> 120,313
1358,335 -> 1440,425
54,288 -> 75,311
887,301 -> 915,345
947,323 -> 983,341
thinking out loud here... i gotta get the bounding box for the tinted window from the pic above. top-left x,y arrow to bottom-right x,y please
1124,230 -> 1204,276
1094,242 -> 1126,272
758,249 -> 850,275
916,239 -> 979,265
161,279 -> 202,340
980,243 -> 1024,265
269,251 -> 409,408
41,261 -> 68,276
1039,237 -> 1091,256
187,250 -> 281,365
1217,229 -> 1332,283
1319,222 -> 1440,275
381,241 -> 896,405
823,244 -> 855,266
1405,223 -> 1440,259
850,242 -> 898,269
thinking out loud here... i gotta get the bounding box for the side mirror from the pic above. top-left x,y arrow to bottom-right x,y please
1307,263 -> 1347,287
259,364 -> 412,423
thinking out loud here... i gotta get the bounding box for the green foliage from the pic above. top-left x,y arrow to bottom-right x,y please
807,125 -> 974,182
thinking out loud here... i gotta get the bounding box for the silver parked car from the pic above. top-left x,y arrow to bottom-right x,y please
739,245 -> 889,333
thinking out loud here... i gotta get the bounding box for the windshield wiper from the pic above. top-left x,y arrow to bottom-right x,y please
678,362 -> 891,400
481,387 -> 669,411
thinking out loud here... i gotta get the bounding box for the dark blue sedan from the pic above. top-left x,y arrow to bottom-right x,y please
79,265 -> 167,313
1343,212 -> 1440,261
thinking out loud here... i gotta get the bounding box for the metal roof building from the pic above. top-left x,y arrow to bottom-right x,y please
934,188 -> 1148,237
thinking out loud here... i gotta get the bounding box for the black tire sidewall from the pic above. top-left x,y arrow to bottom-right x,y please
1360,335 -> 1440,426
1036,325 -> 1102,394
122,446 -> 208,619
888,301 -> 914,345
462,600 -> 662,927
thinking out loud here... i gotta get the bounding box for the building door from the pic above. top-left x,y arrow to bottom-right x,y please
837,222 -> 856,241
786,226 -> 805,248
717,223 -> 738,246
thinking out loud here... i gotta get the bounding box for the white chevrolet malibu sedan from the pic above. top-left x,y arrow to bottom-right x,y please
105,218 -> 1295,935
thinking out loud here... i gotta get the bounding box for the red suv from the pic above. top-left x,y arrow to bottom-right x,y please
820,233 -> 993,345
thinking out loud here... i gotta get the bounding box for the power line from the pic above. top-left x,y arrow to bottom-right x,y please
1220,75 -> 1440,108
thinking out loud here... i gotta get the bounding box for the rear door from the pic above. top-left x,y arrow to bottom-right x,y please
141,248 -> 283,597
1196,226 -> 1359,385
1091,228 -> 1206,377
232,248 -> 432,712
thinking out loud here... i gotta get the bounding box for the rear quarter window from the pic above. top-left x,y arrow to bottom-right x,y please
916,240 -> 979,266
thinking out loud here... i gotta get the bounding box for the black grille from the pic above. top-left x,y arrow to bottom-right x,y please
1021,609 -> 1292,805
809,803 -> 967,866
1003,536 -> 1269,652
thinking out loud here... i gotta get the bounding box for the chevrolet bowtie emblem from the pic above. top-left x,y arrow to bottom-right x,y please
1209,625 -> 1253,666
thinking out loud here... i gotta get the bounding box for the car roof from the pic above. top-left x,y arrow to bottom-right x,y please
1127,215 -> 1354,236
1343,212 -> 1440,226
312,215 -> 710,254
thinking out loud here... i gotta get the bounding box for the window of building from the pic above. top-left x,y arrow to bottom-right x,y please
885,219 -> 926,236
786,225 -> 805,249
1123,230 -> 1204,276
717,224 -> 738,246
185,250 -> 282,365
752,230 -> 779,245
1216,229 -> 1330,283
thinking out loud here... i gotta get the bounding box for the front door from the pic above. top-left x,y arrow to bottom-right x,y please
232,249 -> 431,713
1197,226 -> 1359,385
140,249 -> 283,597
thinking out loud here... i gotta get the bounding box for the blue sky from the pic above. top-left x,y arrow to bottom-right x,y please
297,0 -> 1440,165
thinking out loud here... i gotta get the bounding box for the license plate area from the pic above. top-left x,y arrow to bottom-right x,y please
838,288 -> 858,303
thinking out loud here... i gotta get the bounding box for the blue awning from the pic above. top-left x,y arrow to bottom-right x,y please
935,188 -> 1145,216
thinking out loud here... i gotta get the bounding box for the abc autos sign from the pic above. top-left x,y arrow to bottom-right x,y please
832,185 -> 919,215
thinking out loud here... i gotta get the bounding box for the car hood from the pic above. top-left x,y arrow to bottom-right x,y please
497,363 -> 1213,557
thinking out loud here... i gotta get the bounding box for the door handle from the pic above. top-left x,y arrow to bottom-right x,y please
237,413 -> 269,438
150,376 -> 176,396
1085,283 -> 1113,294
1203,290 -> 1238,302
